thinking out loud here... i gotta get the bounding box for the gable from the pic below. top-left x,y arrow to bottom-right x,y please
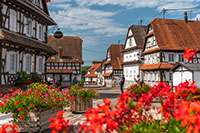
125,37 -> 137,49
128,30 -> 133,37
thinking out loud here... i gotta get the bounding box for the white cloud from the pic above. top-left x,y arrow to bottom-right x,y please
50,6 -> 126,35
75,0 -> 200,10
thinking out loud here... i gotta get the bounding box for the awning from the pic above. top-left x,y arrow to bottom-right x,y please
103,73 -> 112,77
139,63 -> 174,70
0,28 -> 57,55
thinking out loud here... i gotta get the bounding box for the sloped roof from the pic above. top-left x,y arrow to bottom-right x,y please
144,18 -> 200,52
14,0 -> 56,25
85,63 -> 101,77
0,28 -> 56,55
171,63 -> 200,71
106,44 -> 124,70
46,69 -> 73,74
47,36 -> 83,63
139,63 -> 174,70
123,25 -> 147,52
103,73 -> 112,77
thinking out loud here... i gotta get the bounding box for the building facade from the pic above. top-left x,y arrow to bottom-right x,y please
0,0 -> 56,88
140,17 -> 200,87
103,44 -> 124,87
46,36 -> 83,87
122,25 -> 146,88
84,61 -> 101,85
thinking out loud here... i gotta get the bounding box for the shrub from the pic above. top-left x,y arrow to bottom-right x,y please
66,84 -> 99,100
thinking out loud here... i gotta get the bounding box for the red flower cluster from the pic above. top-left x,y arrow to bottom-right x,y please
78,81 -> 200,133
183,48 -> 199,62
0,124 -> 18,133
174,101 -> 200,133
49,111 -> 71,133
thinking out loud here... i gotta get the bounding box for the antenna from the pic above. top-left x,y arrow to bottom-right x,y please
163,8 -> 166,19
140,19 -> 143,25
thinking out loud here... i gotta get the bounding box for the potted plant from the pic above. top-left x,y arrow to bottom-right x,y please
0,83 -> 72,132
65,84 -> 99,113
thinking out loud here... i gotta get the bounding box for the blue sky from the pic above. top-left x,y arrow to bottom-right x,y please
47,0 -> 200,66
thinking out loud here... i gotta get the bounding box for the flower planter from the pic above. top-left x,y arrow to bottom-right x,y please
71,98 -> 93,113
16,108 -> 61,132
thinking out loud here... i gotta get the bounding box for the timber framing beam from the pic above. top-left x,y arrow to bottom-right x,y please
0,0 -> 2,28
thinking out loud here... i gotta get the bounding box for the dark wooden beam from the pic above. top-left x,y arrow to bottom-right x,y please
0,0 -> 2,28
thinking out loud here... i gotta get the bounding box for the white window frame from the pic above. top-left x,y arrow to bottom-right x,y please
25,54 -> 32,74
9,9 -> 17,32
7,51 -> 17,74
37,57 -> 43,74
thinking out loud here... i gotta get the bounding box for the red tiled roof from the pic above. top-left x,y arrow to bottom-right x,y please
47,36 -> 83,63
84,63 -> 101,77
146,31 -> 154,37
145,18 -> 200,51
139,63 -> 174,70
143,48 -> 160,54
46,69 -> 73,74
103,73 -> 112,77
105,44 -> 124,70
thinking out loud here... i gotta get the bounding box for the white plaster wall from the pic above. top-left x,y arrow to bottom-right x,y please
173,71 -> 193,86
125,37 -> 137,49
145,36 -> 158,51
123,64 -> 140,81
144,52 -> 160,64
194,72 -> 200,87
123,49 -> 141,62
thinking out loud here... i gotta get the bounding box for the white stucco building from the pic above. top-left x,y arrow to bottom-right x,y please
140,17 -> 200,87
171,63 -> 200,87
84,62 -> 101,85
103,44 -> 124,87
122,25 -> 146,88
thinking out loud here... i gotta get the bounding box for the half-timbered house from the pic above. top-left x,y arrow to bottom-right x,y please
103,44 -> 124,87
0,0 -> 56,89
140,14 -> 200,87
84,61 -> 101,85
46,36 -> 83,87
122,25 -> 146,88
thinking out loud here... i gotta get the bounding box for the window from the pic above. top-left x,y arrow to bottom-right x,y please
25,55 -> 31,73
38,58 -> 43,73
9,53 -> 17,72
179,54 -> 184,62
129,38 -> 132,46
169,54 -> 174,62
38,24 -> 43,40
9,9 -> 17,31
10,54 -> 15,71
26,19 -> 33,36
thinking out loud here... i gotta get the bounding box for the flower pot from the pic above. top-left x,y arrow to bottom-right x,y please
71,98 -> 93,113
16,108 -> 61,132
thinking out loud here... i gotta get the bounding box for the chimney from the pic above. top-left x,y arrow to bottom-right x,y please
58,46 -> 63,58
184,12 -> 188,23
